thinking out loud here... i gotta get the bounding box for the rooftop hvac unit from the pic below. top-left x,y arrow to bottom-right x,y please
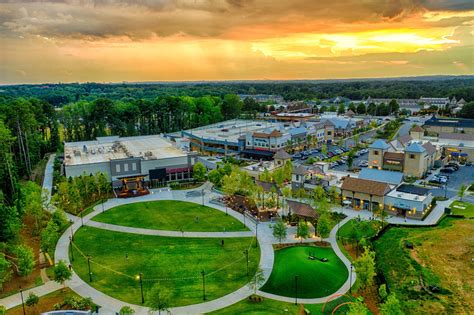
73,150 -> 81,157
144,151 -> 153,157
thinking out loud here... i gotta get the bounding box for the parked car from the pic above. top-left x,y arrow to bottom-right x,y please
293,153 -> 302,159
329,162 -> 338,168
447,163 -> 459,170
301,155 -> 308,160
360,149 -> 368,154
327,152 -> 334,157
358,161 -> 369,167
440,167 -> 455,174
466,162 -> 472,166
353,152 -> 360,158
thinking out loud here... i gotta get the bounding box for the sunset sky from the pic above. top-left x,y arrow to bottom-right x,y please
0,0 -> 473,84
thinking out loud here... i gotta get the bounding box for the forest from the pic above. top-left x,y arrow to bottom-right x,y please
1,76 -> 473,107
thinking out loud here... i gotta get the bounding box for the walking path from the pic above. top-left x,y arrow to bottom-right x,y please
0,279 -> 62,309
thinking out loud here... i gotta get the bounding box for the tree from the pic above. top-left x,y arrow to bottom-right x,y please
327,186 -> 339,204
458,102 -> 474,118
15,245 -> 35,277
208,169 -> 223,187
54,260 -> 72,288
329,104 -> 337,112
380,293 -> 403,315
0,254 -> 12,291
388,99 -> 399,114
296,221 -> 310,243
378,284 -> 388,301
51,209 -> 68,230
316,213 -> 331,238
347,151 -> 355,170
248,267 -> 265,294
25,292 -> 39,308
356,103 -> 366,114
272,219 -> 287,244
321,144 -> 328,155
0,198 -> 21,243
0,305 -> 6,315
353,247 -> 376,289
337,104 -> 345,115
367,103 -> 377,116
458,184 -> 466,201
346,299 -> 370,315
320,105 -> 327,113
192,162 -> 207,182
40,220 -> 59,253
312,186 -> 326,202
221,94 -> 242,120
146,284 -> 170,314
119,306 -> 135,315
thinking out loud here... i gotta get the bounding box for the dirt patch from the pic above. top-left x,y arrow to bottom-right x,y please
7,288 -> 80,315
354,285 -> 380,315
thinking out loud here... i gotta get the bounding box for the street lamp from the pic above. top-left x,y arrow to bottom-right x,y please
102,201 -> 105,213
202,188 -> 205,206
87,255 -> 92,282
20,287 -> 26,315
137,273 -> 144,304
243,249 -> 249,276
294,275 -> 298,305
70,220 -> 74,241
201,270 -> 206,300
255,218 -> 259,248
349,264 -> 354,293
69,236 -> 74,262
81,211 -> 84,226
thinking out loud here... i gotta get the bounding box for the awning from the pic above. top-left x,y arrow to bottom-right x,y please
451,152 -> 460,157
460,153 -> 468,157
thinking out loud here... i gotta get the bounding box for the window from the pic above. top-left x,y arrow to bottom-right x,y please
374,150 -> 379,156
327,131 -> 332,135
115,164 -> 120,173
132,162 -> 137,171
124,164 -> 128,172
296,175 -> 300,181
410,154 -> 415,159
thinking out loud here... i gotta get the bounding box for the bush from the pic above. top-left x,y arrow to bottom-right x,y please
25,292 -> 39,307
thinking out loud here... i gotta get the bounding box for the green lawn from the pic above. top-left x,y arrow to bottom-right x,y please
208,295 -> 350,315
92,200 -> 248,232
71,226 -> 259,307
450,200 -> 474,217
261,246 -> 348,298
338,219 -> 381,239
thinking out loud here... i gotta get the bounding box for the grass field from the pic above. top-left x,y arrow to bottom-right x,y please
207,295 -> 350,315
450,200 -> 474,217
374,217 -> 473,314
338,218 -> 381,239
261,246 -> 348,298
92,200 -> 248,232
71,226 -> 259,306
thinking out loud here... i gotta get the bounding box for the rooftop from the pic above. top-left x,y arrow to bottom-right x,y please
182,119 -> 283,144
64,135 -> 187,166
369,139 -> 390,150
341,177 -> 391,196
410,125 -> 424,132
396,184 -> 431,196
359,168 -> 403,186
438,132 -> 474,141
424,117 -> 474,128
405,142 -> 426,153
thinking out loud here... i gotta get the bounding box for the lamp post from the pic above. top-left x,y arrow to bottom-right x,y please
87,255 -> 92,282
137,273 -> 144,304
201,270 -> 206,300
202,188 -> 205,206
243,249 -> 249,276
255,218 -> 259,248
70,220 -> 74,241
349,264 -> 353,293
294,275 -> 298,305
20,287 -> 26,315
81,210 -> 84,226
69,236 -> 74,262
102,201 -> 105,213
243,210 -> 246,227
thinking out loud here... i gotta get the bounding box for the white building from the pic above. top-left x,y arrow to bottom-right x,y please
64,135 -> 195,184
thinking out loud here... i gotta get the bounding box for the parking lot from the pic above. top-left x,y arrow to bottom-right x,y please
292,145 -> 369,171
425,164 -> 474,200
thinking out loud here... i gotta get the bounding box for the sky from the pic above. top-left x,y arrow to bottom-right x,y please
0,0 -> 473,84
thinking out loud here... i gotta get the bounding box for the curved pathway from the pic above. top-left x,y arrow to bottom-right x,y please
85,220 -> 254,238
54,187 -> 275,314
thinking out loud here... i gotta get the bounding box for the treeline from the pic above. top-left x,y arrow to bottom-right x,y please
59,94 -> 263,142
2,77 -> 473,106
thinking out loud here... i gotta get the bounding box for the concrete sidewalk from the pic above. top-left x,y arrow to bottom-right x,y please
0,281 -> 62,309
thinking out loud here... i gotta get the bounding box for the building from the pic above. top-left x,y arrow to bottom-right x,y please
64,135 -> 194,188
385,184 -> 433,219
292,164 -> 330,191
182,119 -> 336,159
423,116 -> 474,135
368,138 -> 437,178
341,177 -> 391,211
409,125 -> 425,140
358,168 -> 403,186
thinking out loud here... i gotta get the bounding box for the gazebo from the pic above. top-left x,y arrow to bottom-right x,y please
287,200 -> 319,223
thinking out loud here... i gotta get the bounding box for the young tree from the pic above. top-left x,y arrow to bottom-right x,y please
353,247 -> 376,289
458,184 -> 466,201
119,306 -> 135,315
208,169 -> 223,187
40,220 -> 59,254
146,284 -> 170,314
296,221 -> 310,243
0,199 -> 21,243
357,103 -> 366,114
346,299 -> 370,315
0,254 -> 12,291
347,151 -> 355,170
329,104 -> 337,112
272,219 -> 287,244
312,186 -> 326,202
248,267 -> 265,294
328,186 -> 339,204
337,103 -> 345,115
378,284 -> 388,301
54,260 -> 72,288
15,245 -> 35,277
316,213 -> 332,238
192,162 -> 207,182
380,293 -> 403,315
25,292 -> 39,308
0,305 -> 6,315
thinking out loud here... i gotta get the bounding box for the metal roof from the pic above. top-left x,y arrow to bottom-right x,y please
369,139 -> 390,150
359,168 -> 403,185
405,142 -> 426,153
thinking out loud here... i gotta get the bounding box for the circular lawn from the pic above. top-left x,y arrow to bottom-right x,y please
92,200 -> 248,232
261,246 -> 348,298
71,226 -> 260,307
